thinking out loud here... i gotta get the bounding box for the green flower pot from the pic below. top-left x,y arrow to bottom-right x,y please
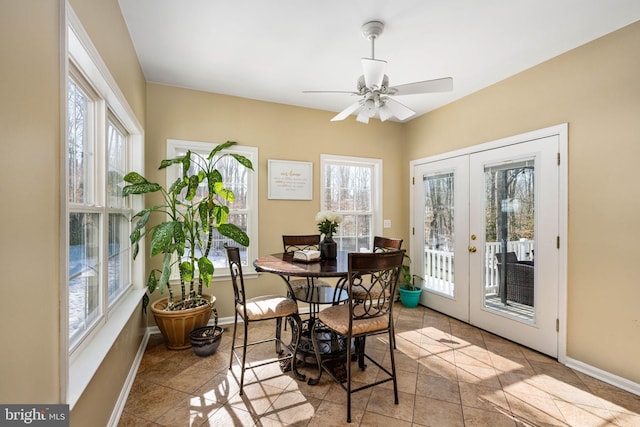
398,285 -> 423,308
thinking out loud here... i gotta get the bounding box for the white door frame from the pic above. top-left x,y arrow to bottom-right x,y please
409,123 -> 568,363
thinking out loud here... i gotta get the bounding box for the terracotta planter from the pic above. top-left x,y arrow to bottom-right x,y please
151,296 -> 215,350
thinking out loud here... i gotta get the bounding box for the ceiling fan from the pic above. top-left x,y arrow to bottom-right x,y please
304,20 -> 453,124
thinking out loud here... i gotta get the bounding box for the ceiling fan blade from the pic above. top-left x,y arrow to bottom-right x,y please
303,90 -> 359,95
361,58 -> 387,88
390,77 -> 453,95
331,100 -> 363,122
382,97 -> 416,121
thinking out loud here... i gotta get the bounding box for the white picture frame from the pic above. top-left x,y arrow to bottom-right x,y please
268,159 -> 313,200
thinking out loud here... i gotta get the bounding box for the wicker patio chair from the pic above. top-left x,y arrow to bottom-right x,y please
495,252 -> 534,306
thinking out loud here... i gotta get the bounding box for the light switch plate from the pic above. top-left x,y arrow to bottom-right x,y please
383,219 -> 391,228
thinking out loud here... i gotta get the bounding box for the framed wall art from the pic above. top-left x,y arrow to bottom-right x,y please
268,159 -> 313,200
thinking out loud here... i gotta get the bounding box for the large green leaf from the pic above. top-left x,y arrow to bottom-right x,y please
207,141 -> 236,160
218,223 -> 249,247
185,174 -> 199,201
123,171 -> 148,184
230,153 -> 254,170
173,222 -> 185,257
147,270 -> 158,294
179,261 -> 194,282
122,182 -> 162,196
130,228 -> 141,245
150,221 -> 176,256
159,156 -> 186,170
198,256 -> 214,286
199,202 -> 209,230
131,211 -> 151,242
158,253 -> 172,290
208,169 -> 223,194
181,151 -> 191,179
168,177 -> 186,195
219,188 -> 235,203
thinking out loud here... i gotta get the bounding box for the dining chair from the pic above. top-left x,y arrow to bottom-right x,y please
226,246 -> 303,395
312,250 -> 405,423
354,236 -> 404,350
282,234 -> 332,291
373,235 -> 403,252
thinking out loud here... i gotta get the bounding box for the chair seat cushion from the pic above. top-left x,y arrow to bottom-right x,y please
318,304 -> 389,336
238,295 -> 298,321
289,278 -> 332,291
350,283 -> 389,300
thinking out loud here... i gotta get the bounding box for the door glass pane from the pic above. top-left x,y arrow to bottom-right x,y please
422,172 -> 455,297
483,160 -> 535,322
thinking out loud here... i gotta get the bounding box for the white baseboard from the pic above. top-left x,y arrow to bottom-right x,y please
564,356 -> 640,396
108,329 -> 151,427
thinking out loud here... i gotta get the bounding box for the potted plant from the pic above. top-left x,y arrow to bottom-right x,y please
397,255 -> 424,308
189,312 -> 223,357
123,141 -> 252,349
315,211 -> 342,259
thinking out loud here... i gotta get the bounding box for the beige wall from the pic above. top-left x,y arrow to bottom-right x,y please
0,0 -> 147,424
0,0 -> 62,403
406,21 -> 640,383
145,84 -> 408,318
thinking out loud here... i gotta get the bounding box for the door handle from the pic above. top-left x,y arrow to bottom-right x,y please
468,246 -> 477,253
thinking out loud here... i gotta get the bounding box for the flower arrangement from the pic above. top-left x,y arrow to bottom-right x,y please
315,211 -> 343,238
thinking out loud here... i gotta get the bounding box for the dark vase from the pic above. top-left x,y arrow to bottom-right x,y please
190,325 -> 223,357
320,236 -> 337,260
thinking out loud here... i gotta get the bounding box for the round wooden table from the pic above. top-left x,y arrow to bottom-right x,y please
253,251 -> 351,384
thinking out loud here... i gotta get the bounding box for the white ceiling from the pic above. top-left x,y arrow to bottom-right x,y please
118,0 -> 640,122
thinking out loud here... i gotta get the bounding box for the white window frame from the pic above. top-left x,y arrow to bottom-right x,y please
63,6 -> 145,409
166,139 -> 259,280
319,154 -> 383,250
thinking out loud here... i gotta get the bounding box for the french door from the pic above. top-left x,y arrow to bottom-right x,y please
413,132 -> 562,357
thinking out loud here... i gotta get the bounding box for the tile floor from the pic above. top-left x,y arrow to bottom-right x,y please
119,305 -> 640,426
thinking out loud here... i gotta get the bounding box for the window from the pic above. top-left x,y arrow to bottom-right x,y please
166,139 -> 259,277
320,154 -> 382,251
65,9 -> 144,407
67,70 -> 135,349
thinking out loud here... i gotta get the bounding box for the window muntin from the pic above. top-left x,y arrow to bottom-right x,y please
320,155 -> 382,252
167,140 -> 258,276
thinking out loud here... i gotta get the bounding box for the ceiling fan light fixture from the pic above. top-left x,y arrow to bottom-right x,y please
356,110 -> 370,124
362,58 -> 387,88
378,103 -> 393,122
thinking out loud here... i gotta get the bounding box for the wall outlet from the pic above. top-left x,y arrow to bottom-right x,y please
383,219 -> 391,228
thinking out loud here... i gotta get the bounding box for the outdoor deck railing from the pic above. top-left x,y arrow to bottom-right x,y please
422,240 -> 534,295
